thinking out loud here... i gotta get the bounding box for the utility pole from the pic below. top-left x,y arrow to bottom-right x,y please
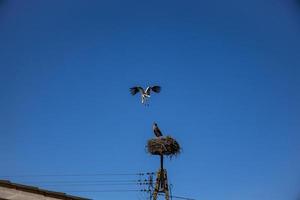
152,155 -> 170,200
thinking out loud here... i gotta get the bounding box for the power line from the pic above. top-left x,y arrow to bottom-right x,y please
21,180 -> 146,184
158,194 -> 196,200
157,193 -> 196,200
171,196 -> 196,200
35,182 -> 150,186
37,183 -> 142,186
64,189 -> 143,193
0,172 -> 146,178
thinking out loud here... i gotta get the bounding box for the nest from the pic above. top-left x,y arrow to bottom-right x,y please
147,136 -> 181,157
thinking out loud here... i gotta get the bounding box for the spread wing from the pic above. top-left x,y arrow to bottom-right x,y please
151,86 -> 161,93
130,86 -> 144,95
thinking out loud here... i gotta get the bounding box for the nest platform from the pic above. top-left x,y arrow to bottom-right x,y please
147,136 -> 181,157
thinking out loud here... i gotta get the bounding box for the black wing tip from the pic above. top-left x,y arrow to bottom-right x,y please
129,87 -> 136,95
151,85 -> 161,93
130,86 -> 142,95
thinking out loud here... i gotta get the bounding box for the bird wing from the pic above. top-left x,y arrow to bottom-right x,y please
150,86 -> 161,93
130,86 -> 144,95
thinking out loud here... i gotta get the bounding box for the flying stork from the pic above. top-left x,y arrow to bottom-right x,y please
130,85 -> 161,105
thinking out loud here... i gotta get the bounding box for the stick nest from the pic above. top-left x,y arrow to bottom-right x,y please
147,136 -> 181,157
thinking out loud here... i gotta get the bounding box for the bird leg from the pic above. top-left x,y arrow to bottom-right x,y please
145,102 -> 149,107
144,99 -> 149,107
142,96 -> 150,106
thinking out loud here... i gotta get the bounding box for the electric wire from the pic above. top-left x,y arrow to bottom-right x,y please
63,189 -> 143,193
171,196 -> 196,200
158,193 -> 196,200
36,182 -> 147,187
1,172 -> 197,198
20,180 -> 148,184
0,172 -> 149,178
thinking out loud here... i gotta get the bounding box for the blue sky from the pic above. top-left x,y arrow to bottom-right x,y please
0,0 -> 300,199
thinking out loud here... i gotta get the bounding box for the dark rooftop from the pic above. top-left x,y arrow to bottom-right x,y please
0,180 -> 90,200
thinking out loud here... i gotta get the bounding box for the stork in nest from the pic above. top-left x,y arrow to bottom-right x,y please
130,86 -> 161,105
153,122 -> 163,137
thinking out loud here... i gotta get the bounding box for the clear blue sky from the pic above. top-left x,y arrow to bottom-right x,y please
0,1 -> 300,200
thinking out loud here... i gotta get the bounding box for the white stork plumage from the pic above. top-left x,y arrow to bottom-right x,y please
130,86 -> 161,105
153,122 -> 163,137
